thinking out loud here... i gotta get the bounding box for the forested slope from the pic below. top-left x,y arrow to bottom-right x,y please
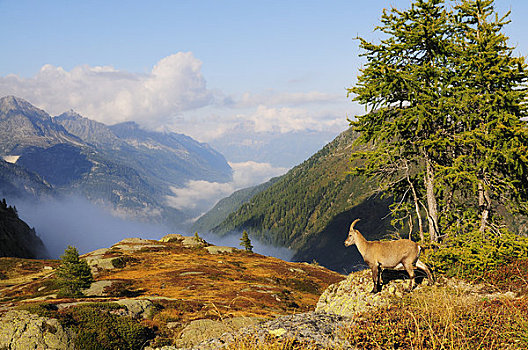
212,128 -> 393,272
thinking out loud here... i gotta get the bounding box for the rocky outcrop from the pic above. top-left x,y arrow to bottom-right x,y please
147,312 -> 351,350
172,317 -> 262,349
0,310 -> 75,350
316,269 -> 412,317
173,269 -> 422,349
160,234 -> 206,248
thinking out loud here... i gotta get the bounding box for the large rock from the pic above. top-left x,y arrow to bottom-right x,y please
187,312 -> 351,350
82,279 -> 118,296
115,299 -> 155,319
316,269 -> 418,317
173,317 -> 261,349
0,310 -> 75,350
159,234 -> 206,248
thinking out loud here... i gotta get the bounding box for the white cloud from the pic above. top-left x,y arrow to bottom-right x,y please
232,90 -> 341,108
0,53 -> 354,168
247,105 -> 344,134
0,52 -> 213,128
165,161 -> 288,213
230,161 -> 288,188
166,180 -> 234,211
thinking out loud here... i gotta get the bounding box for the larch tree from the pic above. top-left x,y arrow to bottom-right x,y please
349,0 -> 528,241
349,0 -> 454,242
240,231 -> 253,252
444,0 -> 528,234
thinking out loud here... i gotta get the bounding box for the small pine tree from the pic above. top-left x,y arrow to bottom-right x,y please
194,231 -> 206,244
240,231 -> 253,252
56,245 -> 94,297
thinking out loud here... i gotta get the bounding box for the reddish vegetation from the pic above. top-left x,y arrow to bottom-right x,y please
101,241 -> 343,321
0,239 -> 344,325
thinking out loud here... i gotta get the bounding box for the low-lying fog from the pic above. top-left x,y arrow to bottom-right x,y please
15,196 -> 293,261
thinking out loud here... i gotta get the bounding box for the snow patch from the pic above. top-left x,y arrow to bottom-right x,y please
2,155 -> 20,163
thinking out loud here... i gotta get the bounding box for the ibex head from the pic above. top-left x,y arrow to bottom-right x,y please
344,218 -> 361,247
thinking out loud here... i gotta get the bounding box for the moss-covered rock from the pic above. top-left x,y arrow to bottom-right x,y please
0,310 -> 75,350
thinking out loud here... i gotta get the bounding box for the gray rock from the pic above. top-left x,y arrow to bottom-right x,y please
0,310 -> 75,350
315,269 -> 410,317
115,299 -> 155,319
112,238 -> 165,251
82,279 -> 118,297
160,234 -> 207,248
191,312 -> 351,350
204,246 -> 235,254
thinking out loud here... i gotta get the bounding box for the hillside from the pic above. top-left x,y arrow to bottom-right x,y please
0,159 -> 52,200
1,235 -> 526,349
56,114 -> 232,187
0,234 -> 343,348
191,176 -> 282,233
0,198 -> 47,258
210,127 -> 393,272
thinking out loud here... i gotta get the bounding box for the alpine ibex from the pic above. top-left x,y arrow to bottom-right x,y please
345,219 -> 434,293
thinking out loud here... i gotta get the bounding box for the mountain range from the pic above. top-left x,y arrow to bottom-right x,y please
0,95 -> 232,227
0,95 -> 393,272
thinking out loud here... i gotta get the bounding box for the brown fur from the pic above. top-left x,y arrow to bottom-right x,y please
345,219 -> 433,293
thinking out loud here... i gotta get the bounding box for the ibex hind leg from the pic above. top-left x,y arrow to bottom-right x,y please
416,259 -> 434,285
404,262 -> 416,291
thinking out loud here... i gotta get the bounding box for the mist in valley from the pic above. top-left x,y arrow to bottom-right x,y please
15,196 -> 171,258
13,195 -> 294,261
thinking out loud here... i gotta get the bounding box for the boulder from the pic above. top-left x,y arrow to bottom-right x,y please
174,316 -> 262,349
316,269 -> 412,317
112,238 -> 165,251
160,234 -> 206,248
82,279 -> 118,297
190,312 -> 350,350
115,299 -> 155,319
205,246 -> 235,254
0,310 -> 75,350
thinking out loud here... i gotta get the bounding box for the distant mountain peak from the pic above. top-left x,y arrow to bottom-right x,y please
56,109 -> 83,121
0,96 -> 48,119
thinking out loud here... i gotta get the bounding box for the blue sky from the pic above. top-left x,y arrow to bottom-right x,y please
1,1 -> 525,91
1,0 -> 527,212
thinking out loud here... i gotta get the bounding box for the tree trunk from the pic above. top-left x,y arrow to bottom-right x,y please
424,158 -> 439,242
478,180 -> 491,233
406,164 -> 424,241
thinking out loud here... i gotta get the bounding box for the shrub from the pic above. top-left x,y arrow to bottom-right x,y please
56,246 -> 94,297
111,256 -> 139,269
18,302 -> 154,349
423,229 -> 528,281
65,304 -> 154,350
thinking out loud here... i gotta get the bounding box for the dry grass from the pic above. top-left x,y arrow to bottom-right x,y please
341,285 -> 528,349
98,241 -> 343,322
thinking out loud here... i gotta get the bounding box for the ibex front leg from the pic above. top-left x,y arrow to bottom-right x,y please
370,263 -> 382,293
